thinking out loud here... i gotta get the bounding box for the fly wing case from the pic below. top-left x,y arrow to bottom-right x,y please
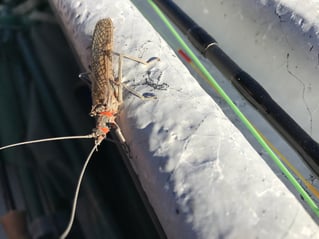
90,18 -> 120,115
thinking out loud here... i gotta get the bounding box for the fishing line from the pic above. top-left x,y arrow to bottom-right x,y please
147,0 -> 319,217
148,1 -> 319,177
59,142 -> 99,239
0,134 -> 95,151
178,49 -> 319,199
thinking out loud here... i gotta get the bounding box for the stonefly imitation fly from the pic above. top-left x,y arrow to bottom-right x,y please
0,18 -> 160,238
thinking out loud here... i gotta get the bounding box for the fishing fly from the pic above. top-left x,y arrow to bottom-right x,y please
89,18 -> 158,145
0,18 -> 159,238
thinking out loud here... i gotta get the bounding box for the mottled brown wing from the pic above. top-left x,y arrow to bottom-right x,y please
90,18 -> 121,115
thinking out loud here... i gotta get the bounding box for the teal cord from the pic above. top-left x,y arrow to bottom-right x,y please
147,0 -> 319,217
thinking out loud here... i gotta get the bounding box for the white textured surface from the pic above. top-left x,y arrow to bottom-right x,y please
266,0 -> 319,33
173,0 -> 319,207
49,0 -> 319,238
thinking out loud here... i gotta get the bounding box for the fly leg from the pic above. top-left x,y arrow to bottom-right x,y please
114,52 -> 160,100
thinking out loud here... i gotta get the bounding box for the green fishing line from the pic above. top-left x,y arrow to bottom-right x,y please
147,0 -> 319,217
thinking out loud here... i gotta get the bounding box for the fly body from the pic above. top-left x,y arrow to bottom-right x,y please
0,17 -> 160,239
90,18 -> 121,144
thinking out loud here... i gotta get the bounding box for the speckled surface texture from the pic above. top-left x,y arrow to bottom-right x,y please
48,0 -> 319,238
